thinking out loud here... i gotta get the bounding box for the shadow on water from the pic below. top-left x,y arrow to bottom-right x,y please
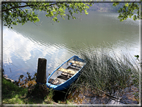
52,89 -> 69,103
52,81 -> 78,103
51,78 -> 81,103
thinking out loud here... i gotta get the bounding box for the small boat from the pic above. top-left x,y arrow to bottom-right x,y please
46,55 -> 86,90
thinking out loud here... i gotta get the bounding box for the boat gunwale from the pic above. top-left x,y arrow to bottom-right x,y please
46,55 -> 86,89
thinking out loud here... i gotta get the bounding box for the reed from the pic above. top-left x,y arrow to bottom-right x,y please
69,47 -> 139,97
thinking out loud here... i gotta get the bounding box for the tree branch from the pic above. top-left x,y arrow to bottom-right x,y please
2,4 -> 35,12
2,3 -> 56,12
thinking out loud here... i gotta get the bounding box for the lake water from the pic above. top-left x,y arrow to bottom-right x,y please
3,11 -> 140,81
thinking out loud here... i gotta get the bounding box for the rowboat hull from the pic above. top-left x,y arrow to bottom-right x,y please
46,55 -> 86,91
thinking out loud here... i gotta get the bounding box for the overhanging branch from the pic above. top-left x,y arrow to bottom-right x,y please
2,5 -> 35,12
2,3 -> 56,12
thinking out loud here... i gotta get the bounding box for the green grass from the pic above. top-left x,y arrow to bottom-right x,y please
2,77 -> 71,105
2,77 -> 56,104
2,77 -> 28,104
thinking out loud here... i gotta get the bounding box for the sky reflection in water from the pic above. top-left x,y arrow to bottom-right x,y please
3,28 -> 74,80
3,11 -> 140,81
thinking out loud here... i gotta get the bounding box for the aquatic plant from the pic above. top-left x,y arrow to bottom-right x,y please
69,47 -> 139,99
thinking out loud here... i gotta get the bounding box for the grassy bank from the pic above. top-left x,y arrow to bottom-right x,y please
2,77 -> 28,104
2,47 -> 140,104
2,77 -> 56,104
2,77 -> 74,105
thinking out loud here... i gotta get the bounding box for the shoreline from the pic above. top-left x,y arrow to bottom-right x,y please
2,74 -> 139,104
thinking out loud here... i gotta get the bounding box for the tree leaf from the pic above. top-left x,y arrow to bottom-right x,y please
125,3 -> 129,7
84,10 -> 88,15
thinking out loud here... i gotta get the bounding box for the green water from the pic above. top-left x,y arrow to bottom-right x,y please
3,11 -> 139,80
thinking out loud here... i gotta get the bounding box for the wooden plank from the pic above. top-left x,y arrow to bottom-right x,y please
36,58 -> 47,84
58,67 -> 76,75
69,60 -> 84,66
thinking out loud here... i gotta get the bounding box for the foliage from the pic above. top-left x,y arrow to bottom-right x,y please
2,2 -> 92,28
2,1 -> 142,28
113,1 -> 142,21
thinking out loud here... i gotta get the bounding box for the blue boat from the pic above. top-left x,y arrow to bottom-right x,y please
46,55 -> 86,91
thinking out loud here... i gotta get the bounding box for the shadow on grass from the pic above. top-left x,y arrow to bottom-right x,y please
2,77 -> 46,104
2,77 -> 28,104
2,75 -> 73,104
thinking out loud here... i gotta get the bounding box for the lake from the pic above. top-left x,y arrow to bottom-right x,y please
3,11 -> 140,81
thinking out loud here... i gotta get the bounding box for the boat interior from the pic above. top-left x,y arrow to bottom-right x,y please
48,58 -> 85,85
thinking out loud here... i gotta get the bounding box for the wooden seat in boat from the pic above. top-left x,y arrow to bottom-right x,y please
58,67 -> 76,75
48,78 -> 65,85
67,65 -> 80,70
69,60 -> 84,67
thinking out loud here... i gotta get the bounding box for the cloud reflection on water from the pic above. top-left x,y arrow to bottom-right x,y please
3,27 -> 73,80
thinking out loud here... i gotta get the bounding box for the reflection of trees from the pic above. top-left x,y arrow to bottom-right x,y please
88,3 -> 125,12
